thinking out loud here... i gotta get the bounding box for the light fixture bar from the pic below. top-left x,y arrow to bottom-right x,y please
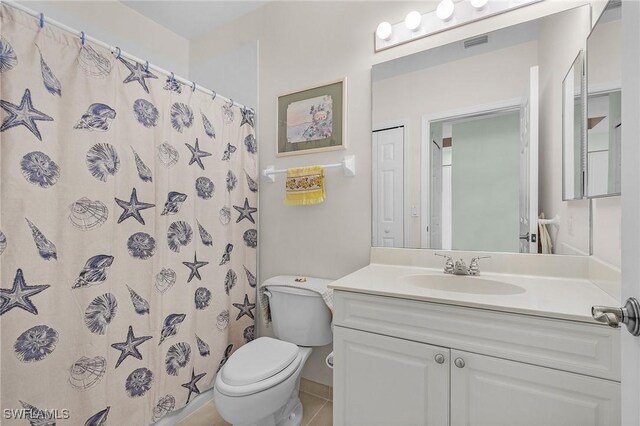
374,0 -> 541,52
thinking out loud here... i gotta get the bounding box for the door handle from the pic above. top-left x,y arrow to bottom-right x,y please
592,297 -> 640,336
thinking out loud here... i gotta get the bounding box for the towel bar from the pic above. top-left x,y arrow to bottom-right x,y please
262,155 -> 356,183
538,214 -> 560,227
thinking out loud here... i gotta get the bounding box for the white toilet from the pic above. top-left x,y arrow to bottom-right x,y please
214,276 -> 333,426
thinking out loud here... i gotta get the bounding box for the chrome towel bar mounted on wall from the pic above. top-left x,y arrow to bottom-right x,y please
262,155 -> 356,183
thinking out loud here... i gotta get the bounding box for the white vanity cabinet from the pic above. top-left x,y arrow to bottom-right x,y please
333,291 -> 621,426
334,327 -> 450,426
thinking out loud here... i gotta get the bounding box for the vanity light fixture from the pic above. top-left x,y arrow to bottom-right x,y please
374,0 -> 540,52
405,11 -> 422,31
470,0 -> 489,10
436,0 -> 455,21
376,21 -> 393,40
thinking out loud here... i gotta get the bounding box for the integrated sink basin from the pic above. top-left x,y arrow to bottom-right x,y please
401,274 -> 526,295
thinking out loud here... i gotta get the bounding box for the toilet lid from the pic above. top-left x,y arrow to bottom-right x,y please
221,337 -> 299,386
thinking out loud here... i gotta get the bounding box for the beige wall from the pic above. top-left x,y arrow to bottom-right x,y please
190,0 -> 602,387
22,0 -> 614,389
588,14 -> 622,268
16,0 -> 190,76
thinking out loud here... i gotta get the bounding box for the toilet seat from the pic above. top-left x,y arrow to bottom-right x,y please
216,337 -> 302,397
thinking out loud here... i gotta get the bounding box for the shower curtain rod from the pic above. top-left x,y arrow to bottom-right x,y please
3,0 -> 250,110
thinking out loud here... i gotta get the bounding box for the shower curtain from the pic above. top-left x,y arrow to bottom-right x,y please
0,5 -> 257,425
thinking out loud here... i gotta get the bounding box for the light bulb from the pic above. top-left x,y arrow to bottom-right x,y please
436,0 -> 455,21
376,21 -> 392,40
470,0 -> 489,10
404,11 -> 422,31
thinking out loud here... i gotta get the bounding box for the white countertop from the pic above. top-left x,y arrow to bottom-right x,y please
329,263 -> 619,323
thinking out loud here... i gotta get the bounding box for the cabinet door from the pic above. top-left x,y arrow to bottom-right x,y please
450,350 -> 620,426
333,326 -> 449,426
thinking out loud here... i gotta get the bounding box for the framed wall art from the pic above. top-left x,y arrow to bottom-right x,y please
277,78 -> 346,156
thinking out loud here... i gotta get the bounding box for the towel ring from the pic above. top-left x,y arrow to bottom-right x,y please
80,31 -> 86,45
191,81 -> 196,92
114,47 -> 122,60
39,13 -> 45,28
144,61 -> 149,72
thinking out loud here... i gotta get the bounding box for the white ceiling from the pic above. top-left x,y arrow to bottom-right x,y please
120,1 -> 269,39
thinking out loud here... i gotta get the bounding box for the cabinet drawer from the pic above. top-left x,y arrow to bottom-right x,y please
334,290 -> 620,381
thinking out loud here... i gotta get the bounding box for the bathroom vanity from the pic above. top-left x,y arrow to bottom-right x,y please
331,249 -> 621,426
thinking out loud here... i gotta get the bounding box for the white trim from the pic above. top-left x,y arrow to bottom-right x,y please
620,2 -> 640,423
527,66 -> 540,254
420,98 -> 522,248
420,116 -> 431,249
373,120 -> 409,247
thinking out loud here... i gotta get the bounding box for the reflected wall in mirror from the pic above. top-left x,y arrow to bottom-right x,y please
372,5 -> 593,255
587,2 -> 621,198
562,51 -> 585,201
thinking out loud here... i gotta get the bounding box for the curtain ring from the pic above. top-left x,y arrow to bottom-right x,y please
144,61 -> 149,72
80,31 -> 86,46
114,47 -> 122,59
211,91 -> 217,101
39,13 -> 45,28
192,81 -> 196,92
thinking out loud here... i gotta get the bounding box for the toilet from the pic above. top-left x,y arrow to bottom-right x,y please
214,276 -> 333,426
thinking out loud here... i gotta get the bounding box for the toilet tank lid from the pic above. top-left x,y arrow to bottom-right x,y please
221,337 -> 299,386
262,275 -> 333,295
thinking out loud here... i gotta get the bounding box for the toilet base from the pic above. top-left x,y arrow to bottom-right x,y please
231,381 -> 304,426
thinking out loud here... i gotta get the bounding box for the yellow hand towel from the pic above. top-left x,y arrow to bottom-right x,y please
285,165 -> 325,205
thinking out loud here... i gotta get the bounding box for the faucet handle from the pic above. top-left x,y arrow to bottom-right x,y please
435,253 -> 455,274
468,256 -> 490,276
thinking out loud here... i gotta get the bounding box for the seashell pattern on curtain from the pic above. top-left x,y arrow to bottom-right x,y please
0,5 -> 257,425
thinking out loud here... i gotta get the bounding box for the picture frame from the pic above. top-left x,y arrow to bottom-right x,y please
276,78 -> 346,157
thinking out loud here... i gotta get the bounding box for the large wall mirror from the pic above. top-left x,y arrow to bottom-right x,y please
586,2 -> 621,198
371,5 -> 592,255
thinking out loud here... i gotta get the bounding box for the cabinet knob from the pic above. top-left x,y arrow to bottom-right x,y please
454,357 -> 465,368
434,353 -> 445,364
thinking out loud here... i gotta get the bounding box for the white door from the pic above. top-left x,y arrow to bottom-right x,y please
372,127 -> 404,247
430,139 -> 443,249
333,327 -> 449,426
621,2 -> 640,424
519,66 -> 539,253
450,350 -> 620,426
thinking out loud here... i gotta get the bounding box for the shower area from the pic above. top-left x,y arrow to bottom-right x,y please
0,3 -> 257,425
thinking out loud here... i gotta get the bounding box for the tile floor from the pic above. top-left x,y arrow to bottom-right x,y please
176,390 -> 332,426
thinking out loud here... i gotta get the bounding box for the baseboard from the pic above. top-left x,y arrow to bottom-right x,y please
300,378 -> 333,401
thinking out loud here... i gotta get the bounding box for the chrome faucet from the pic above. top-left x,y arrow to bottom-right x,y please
435,254 -> 490,276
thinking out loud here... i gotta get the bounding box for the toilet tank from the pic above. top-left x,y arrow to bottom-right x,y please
263,276 -> 333,347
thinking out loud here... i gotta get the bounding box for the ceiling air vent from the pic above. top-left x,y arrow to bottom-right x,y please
606,0 -> 622,10
464,35 -> 489,49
